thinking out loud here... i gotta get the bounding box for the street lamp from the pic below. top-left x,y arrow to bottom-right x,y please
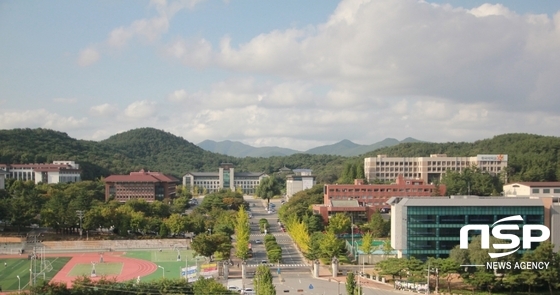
17,275 -> 21,291
158,265 -> 165,278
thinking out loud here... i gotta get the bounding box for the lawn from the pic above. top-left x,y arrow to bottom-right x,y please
124,249 -> 208,282
0,257 -> 71,291
68,262 -> 123,277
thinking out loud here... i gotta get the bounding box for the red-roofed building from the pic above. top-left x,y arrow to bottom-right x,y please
104,169 -> 179,202
312,175 -> 446,223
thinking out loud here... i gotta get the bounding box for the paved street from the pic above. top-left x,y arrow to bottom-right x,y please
227,272 -> 404,295
244,196 -> 307,268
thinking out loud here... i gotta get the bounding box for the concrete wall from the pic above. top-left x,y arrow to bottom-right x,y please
391,202 -> 407,258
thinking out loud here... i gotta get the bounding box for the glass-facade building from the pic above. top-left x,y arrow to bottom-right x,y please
389,197 -> 547,260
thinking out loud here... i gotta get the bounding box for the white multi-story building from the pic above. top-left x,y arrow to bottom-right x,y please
286,169 -> 316,198
364,154 -> 507,184
182,163 -> 267,195
503,182 -> 560,196
0,161 -> 81,184
0,170 -> 7,190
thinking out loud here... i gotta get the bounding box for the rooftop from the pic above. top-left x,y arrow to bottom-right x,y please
331,200 -> 360,207
392,196 -> 544,207
507,182 -> 560,187
105,170 -> 179,183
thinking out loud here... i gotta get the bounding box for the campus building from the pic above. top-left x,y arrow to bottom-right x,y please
0,170 -> 7,190
182,163 -> 267,195
312,175 -> 446,223
286,169 -> 316,198
389,196 -> 560,260
364,154 -> 508,184
104,169 -> 179,202
0,161 -> 81,184
503,182 -> 560,196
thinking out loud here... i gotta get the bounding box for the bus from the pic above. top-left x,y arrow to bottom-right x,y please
248,243 -> 253,258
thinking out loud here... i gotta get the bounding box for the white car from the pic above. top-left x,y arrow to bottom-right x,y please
227,286 -> 241,292
242,288 -> 255,294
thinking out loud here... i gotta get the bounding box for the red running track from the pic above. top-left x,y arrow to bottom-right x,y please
50,252 -> 158,288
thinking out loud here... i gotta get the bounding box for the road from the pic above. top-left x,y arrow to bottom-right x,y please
243,196 -> 307,268
228,273 -> 404,295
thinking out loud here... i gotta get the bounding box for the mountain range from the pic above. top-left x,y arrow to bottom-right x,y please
1,128 -> 559,183
198,137 -> 423,157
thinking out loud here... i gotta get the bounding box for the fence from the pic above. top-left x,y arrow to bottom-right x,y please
40,239 -> 189,252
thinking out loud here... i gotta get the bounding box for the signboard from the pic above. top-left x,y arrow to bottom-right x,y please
200,263 -> 218,276
476,154 -> 507,162
181,266 -> 198,281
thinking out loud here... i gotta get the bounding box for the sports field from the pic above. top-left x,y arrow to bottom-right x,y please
124,249 -> 206,281
0,257 -> 70,291
67,262 -> 123,277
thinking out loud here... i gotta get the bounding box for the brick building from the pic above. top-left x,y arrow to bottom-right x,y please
104,169 -> 179,202
312,175 -> 446,223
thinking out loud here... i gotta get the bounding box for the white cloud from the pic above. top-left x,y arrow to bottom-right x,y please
0,109 -> 88,130
77,48 -> 100,67
468,4 -> 514,18
53,98 -> 77,104
124,100 -> 158,119
77,0 -> 205,65
163,0 -> 560,114
167,89 -> 189,102
90,103 -> 119,117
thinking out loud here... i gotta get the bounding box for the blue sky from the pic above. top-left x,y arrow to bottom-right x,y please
1,0 -> 560,151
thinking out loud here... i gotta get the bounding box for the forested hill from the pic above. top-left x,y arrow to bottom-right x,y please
99,128 -> 235,176
1,129 -> 559,183
0,128 -> 234,179
364,133 -> 560,182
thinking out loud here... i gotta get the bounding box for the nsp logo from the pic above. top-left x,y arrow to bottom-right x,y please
460,215 -> 550,258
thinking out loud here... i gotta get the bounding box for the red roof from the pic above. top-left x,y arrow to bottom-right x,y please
104,170 -> 179,183
509,182 -> 560,187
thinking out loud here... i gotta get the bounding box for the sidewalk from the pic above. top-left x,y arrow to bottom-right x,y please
315,265 -> 396,291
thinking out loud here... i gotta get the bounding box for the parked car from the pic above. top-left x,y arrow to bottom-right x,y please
254,240 -> 262,244
261,260 -> 268,264
243,288 -> 255,295
227,286 -> 241,292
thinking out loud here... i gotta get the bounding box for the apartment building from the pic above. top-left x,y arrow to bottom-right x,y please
0,161 -> 81,184
364,154 -> 507,184
104,169 -> 179,202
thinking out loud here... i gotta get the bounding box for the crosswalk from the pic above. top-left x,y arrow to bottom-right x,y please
245,263 -> 311,268
250,233 -> 289,237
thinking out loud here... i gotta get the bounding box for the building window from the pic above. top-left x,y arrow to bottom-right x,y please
554,189 -> 560,193
543,189 -> 550,193
532,188 -> 540,194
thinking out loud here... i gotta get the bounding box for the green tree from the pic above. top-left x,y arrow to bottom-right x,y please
360,211 -> 387,237
359,232 -> 374,264
255,176 -> 281,208
346,272 -> 357,295
254,265 -> 276,295
375,258 -> 407,280
319,231 -> 346,259
531,241 -> 560,295
191,233 -> 218,259
327,213 -> 351,234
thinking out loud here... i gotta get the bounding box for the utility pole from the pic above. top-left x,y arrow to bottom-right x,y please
76,210 -> 84,238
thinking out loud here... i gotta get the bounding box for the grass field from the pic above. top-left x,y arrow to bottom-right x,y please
68,262 -> 123,277
124,249 -> 207,282
0,257 -> 70,291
